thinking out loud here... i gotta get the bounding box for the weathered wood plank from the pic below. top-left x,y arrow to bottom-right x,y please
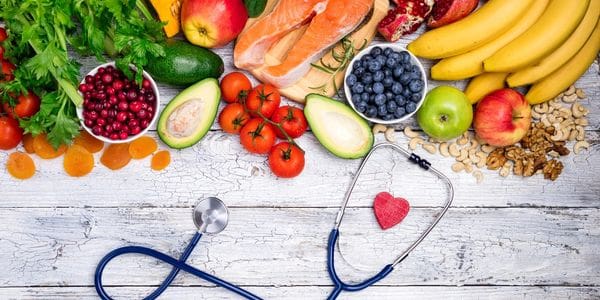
1,207 -> 598,287
1,286 -> 598,300
1,132 -> 598,208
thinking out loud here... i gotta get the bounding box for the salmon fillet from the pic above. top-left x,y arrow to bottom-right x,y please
263,0 -> 374,88
234,0 -> 329,69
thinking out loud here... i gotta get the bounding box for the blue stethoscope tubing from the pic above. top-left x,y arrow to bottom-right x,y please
325,142 -> 455,299
94,231 -> 263,300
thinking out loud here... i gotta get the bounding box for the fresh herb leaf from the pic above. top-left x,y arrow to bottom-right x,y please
244,0 -> 268,18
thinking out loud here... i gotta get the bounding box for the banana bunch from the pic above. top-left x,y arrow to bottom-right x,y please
408,0 -> 600,104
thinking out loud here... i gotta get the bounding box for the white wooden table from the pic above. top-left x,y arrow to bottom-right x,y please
1,33 -> 599,299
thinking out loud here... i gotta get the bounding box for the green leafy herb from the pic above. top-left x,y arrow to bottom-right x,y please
244,0 -> 268,18
310,37 -> 367,95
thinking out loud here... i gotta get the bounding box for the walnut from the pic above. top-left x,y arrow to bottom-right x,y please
533,154 -> 547,171
513,159 -> 524,176
505,146 -> 526,161
522,157 -> 536,177
543,160 -> 563,181
486,148 -> 507,170
551,141 -> 570,156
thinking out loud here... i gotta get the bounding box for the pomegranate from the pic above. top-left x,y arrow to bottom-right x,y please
427,0 -> 478,28
377,0 -> 434,42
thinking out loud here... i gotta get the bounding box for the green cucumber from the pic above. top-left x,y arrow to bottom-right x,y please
146,40 -> 224,86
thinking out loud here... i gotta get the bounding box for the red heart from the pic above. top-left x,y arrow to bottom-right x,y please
373,192 -> 410,230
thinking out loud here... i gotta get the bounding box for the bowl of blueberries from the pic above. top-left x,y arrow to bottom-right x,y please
344,44 -> 427,124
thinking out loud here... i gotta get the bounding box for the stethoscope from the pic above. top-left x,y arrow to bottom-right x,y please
94,142 -> 454,299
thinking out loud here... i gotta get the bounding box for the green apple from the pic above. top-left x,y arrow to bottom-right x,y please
416,86 -> 473,141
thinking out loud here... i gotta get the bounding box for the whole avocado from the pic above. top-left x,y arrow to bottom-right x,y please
146,40 -> 224,86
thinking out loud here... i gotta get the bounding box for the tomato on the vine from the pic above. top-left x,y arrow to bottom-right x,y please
245,84 -> 281,118
268,142 -> 305,178
3,91 -> 41,118
0,46 -> 4,60
0,28 -> 7,42
270,105 -> 308,139
220,72 -> 252,103
219,103 -> 250,134
239,118 -> 276,154
0,116 -> 23,150
1,59 -> 16,82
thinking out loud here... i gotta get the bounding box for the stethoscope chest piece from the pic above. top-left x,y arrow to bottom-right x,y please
193,196 -> 229,234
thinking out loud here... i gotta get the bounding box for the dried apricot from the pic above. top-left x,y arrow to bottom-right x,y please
6,152 -> 36,180
63,145 -> 95,177
151,150 -> 171,171
129,136 -> 158,159
73,131 -> 104,153
22,134 -> 35,153
101,143 -> 132,170
33,133 -> 66,159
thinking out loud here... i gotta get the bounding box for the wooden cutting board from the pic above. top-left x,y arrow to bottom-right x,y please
239,0 -> 389,103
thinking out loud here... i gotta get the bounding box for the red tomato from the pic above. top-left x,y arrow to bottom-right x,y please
218,103 -> 250,134
0,28 -> 6,42
1,59 -> 16,81
0,116 -> 23,150
270,105 -> 308,139
268,142 -> 305,178
245,84 -> 281,118
239,118 -> 276,154
0,46 -> 4,60
220,72 -> 252,103
3,91 -> 41,118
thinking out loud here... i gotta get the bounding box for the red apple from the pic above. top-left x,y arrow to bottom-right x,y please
181,0 -> 248,49
473,89 -> 531,147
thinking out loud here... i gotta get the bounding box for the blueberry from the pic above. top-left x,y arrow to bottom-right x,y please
393,67 -> 404,79
374,94 -> 386,105
346,74 -> 357,87
410,64 -> 420,74
394,106 -> 406,118
409,71 -> 422,80
387,100 -> 397,112
408,79 -> 424,93
353,60 -> 362,69
402,88 -> 412,98
406,102 -> 417,113
385,57 -> 396,68
351,93 -> 362,103
362,55 -> 373,62
378,105 -> 388,117
370,46 -> 382,56
361,92 -> 370,102
366,106 -> 377,117
399,73 -> 411,84
382,114 -> 394,121
376,54 -> 386,66
371,60 -> 384,72
391,82 -> 403,95
373,71 -> 384,82
383,77 -> 394,88
356,102 -> 367,113
400,51 -> 410,63
383,69 -> 392,78
352,82 -> 364,94
390,52 -> 401,61
383,47 -> 393,56
365,85 -> 373,94
385,92 -> 394,101
353,67 -> 365,77
394,95 -> 406,106
410,93 -> 421,103
373,82 -> 384,94
361,73 -> 373,84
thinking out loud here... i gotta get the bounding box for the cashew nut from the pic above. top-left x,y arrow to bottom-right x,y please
403,127 -> 419,138
573,141 -> 590,154
476,152 -> 487,168
548,150 -> 560,158
575,118 -> 589,126
560,118 -> 574,128
464,162 -> 473,173
568,128 -> 578,141
457,136 -> 468,146
372,124 -> 387,135
499,161 -> 513,177
481,145 -> 495,154
384,127 -> 396,142
540,114 -> 551,127
547,114 -> 558,124
534,102 -> 549,114
422,143 -> 437,154
571,102 -> 587,118
449,143 -> 460,157
550,127 -> 565,141
575,88 -> 586,99
558,107 -> 572,119
563,93 -> 578,103
469,139 -> 479,150
549,100 -> 562,110
439,142 -> 450,157
472,170 -> 484,184
451,162 -> 465,172
565,85 -> 576,96
409,137 -> 423,150
575,125 -> 585,141
457,149 -> 468,162
531,109 -> 542,120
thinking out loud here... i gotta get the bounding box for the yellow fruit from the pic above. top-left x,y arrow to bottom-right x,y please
465,73 -> 508,104
149,0 -> 181,38
507,1 -> 600,87
484,0 -> 590,72
431,0 -> 549,81
407,0 -> 535,59
526,21 -> 600,104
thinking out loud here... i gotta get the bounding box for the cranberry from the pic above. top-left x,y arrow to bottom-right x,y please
85,75 -> 94,84
130,126 -> 141,135
140,119 -> 150,129
85,101 -> 95,111
129,101 -> 142,113
147,106 -> 154,114
92,125 -> 103,136
110,133 -> 119,140
102,131 -> 110,138
119,132 -> 128,140
100,109 -> 109,118
127,112 -> 135,120
96,118 -> 107,126
97,67 -> 106,74
113,122 -> 122,131
108,95 -> 118,105
86,83 -> 94,91
142,78 -> 151,89
141,102 -> 149,110
128,119 -> 139,128
94,73 -> 102,81
117,91 -> 127,101
118,101 -> 129,111
105,124 -> 114,133
88,111 -> 98,120
137,109 -> 148,119
146,93 -> 155,102
84,92 -> 92,101
106,86 -> 115,95
136,95 -> 145,103
102,73 -> 113,84
79,84 -> 89,93
108,109 -> 118,118
113,80 -> 124,91
95,84 -> 105,92
84,119 -> 94,128
127,90 -> 137,101
117,111 -> 128,122
106,66 -> 115,73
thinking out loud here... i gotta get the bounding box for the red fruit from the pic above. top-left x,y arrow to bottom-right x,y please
377,0 -> 434,42
0,27 -> 7,42
1,59 -> 16,81
0,46 -> 4,60
373,192 -> 410,230
427,0 -> 478,28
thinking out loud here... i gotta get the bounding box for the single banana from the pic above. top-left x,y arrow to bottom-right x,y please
464,72 -> 508,104
407,0 -> 535,59
484,0 -> 590,72
507,1 -> 600,87
430,0 -> 549,81
526,20 -> 600,104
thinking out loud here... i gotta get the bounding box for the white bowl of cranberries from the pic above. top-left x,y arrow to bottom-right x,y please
77,62 -> 160,143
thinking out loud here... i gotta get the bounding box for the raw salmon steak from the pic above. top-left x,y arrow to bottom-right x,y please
263,0 -> 374,87
234,0 -> 329,69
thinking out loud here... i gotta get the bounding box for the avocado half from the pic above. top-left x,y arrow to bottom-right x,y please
304,94 -> 374,159
157,78 -> 221,149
